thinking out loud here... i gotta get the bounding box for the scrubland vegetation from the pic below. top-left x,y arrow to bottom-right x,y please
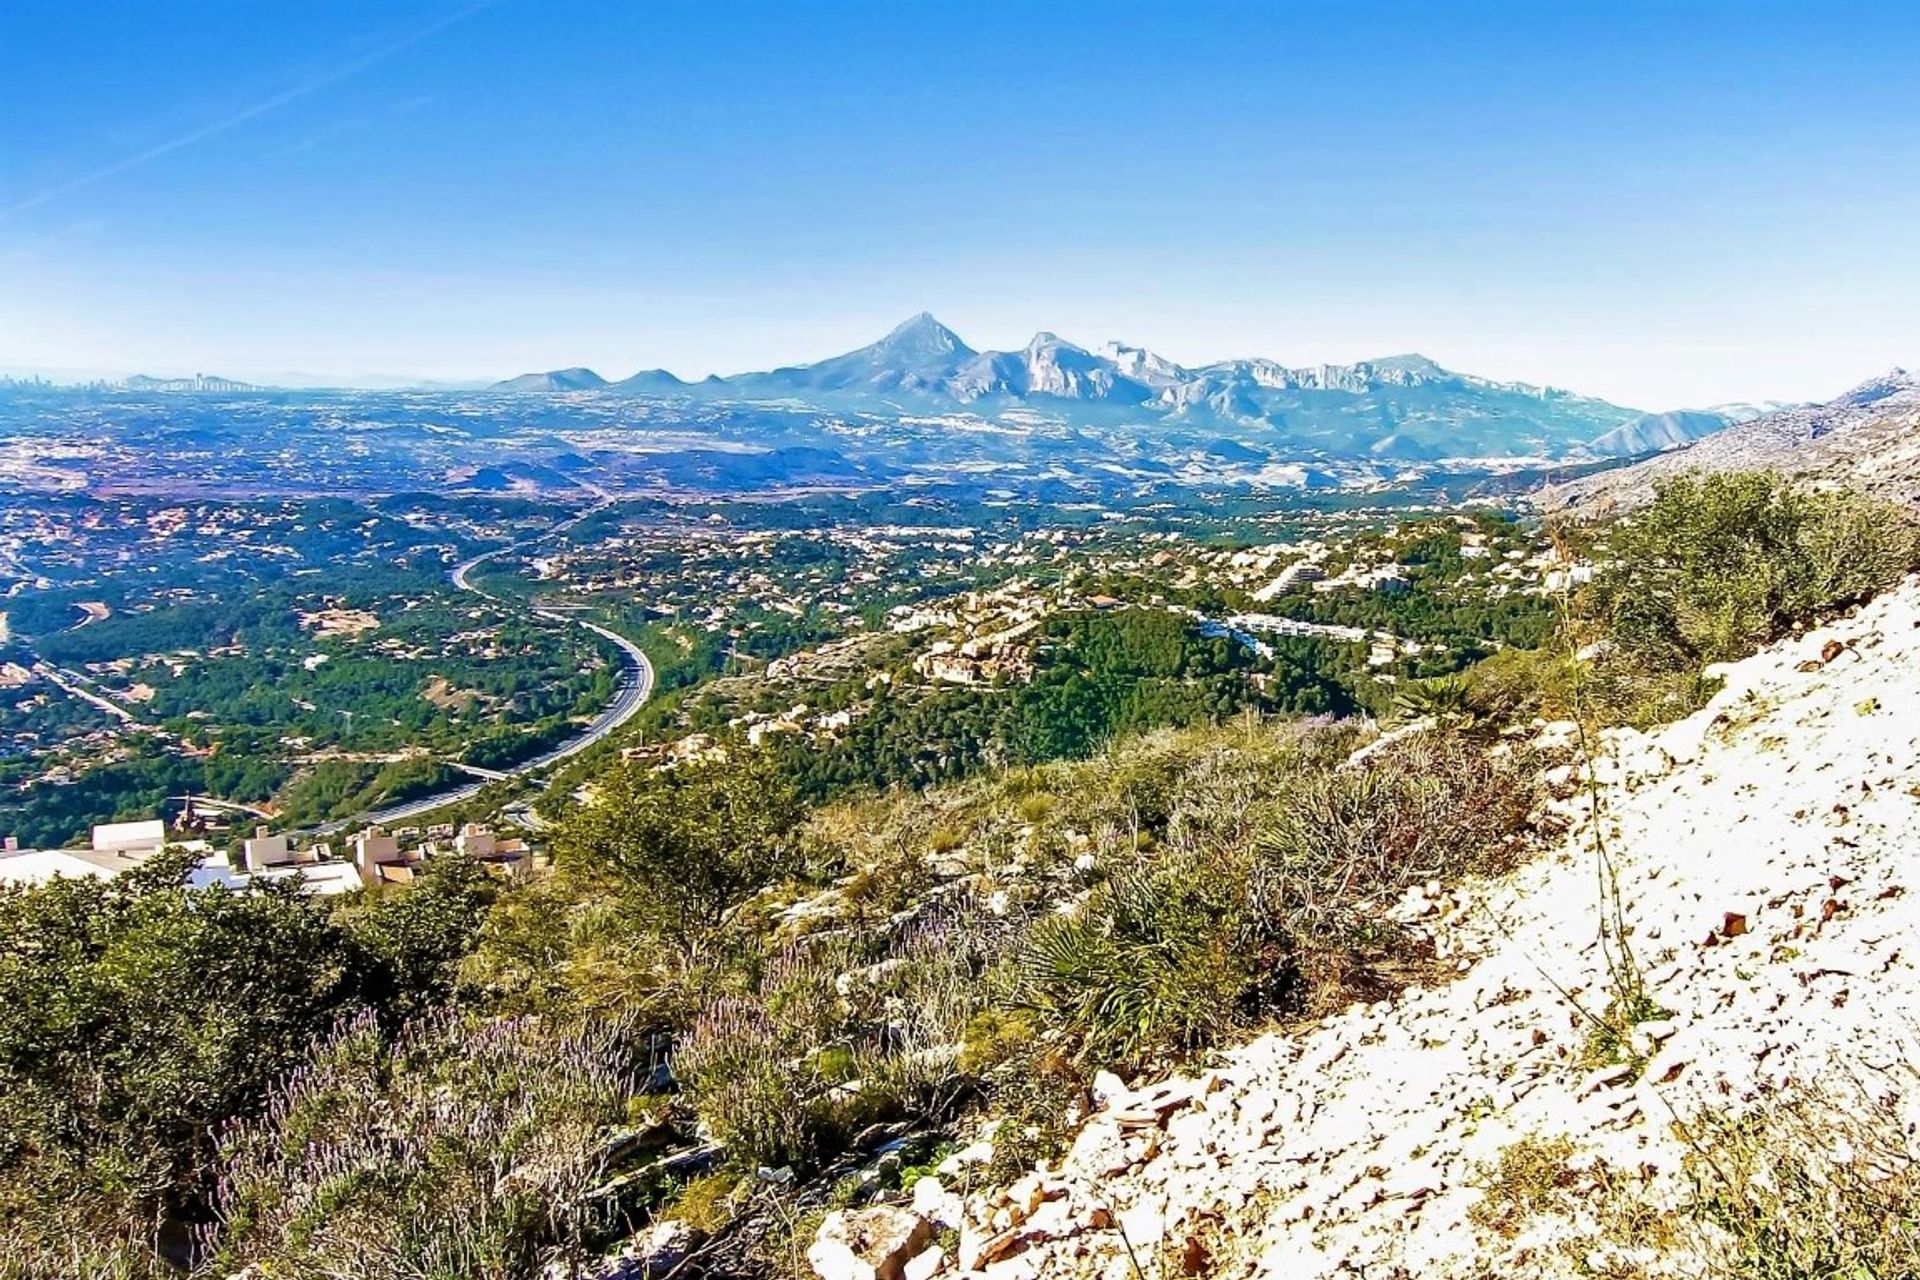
1470,1074 -> 1920,1278
4,471 -> 1919,1279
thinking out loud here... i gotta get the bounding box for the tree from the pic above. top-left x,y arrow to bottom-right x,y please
554,754 -> 803,963
335,857 -> 498,1024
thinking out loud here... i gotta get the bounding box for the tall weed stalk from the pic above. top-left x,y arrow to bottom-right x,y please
1547,523 -> 1658,1058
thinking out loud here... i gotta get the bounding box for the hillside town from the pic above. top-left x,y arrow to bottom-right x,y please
0,810 -> 536,894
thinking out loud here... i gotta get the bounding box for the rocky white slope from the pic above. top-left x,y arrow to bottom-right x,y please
1538,368 -> 1920,515
813,578 -> 1920,1280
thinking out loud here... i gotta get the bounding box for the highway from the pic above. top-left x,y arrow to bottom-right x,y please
315,509 -> 654,833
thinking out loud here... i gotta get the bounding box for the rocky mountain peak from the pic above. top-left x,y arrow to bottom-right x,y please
875,312 -> 974,363
488,317 -> 1651,459
1365,352 -> 1449,378
1838,366 -> 1919,407
1096,340 -> 1189,389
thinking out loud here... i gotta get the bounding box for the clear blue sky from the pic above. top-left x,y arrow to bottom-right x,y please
3,1 -> 1918,407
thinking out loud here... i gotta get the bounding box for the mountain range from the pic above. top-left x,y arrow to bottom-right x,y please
492,313 -> 1748,462
1537,369 -> 1920,513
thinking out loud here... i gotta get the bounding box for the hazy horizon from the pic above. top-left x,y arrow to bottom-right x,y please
6,1 -> 1920,409
0,308 -> 1903,416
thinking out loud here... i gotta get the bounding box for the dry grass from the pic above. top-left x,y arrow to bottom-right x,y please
1468,1135 -> 1581,1238
1474,1073 -> 1920,1280
1673,1078 -> 1920,1279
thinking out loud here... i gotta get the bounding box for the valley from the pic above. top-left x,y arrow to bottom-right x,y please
9,4 -> 1917,1276
10,338 -> 1920,1280
8,346 -> 1905,857
7,311 -> 1920,1280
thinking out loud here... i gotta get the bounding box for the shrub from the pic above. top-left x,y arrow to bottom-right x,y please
208,1011 -> 639,1280
1016,792 -> 1057,824
1391,673 -> 1478,725
1014,850 -> 1258,1065
1488,1075 -> 1920,1278
1678,1082 -> 1920,1279
337,856 -> 498,1023
675,920 -> 985,1176
1251,732 -> 1538,941
0,1187 -> 163,1280
668,1171 -> 746,1234
1012,727 -> 1541,1067
673,992 -> 854,1175
957,1008 -> 1038,1076
1583,472 -> 1919,677
0,847 -> 501,1273
0,857 -> 362,1265
836,827 -> 939,921
1468,1135 -> 1580,1238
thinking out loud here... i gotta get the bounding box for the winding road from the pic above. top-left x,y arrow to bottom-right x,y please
315,511 -> 653,833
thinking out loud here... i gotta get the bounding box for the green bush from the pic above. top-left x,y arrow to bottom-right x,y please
1583,472 -> 1919,676
552,753 -> 803,966
1456,643 -> 1577,725
674,991 -> 859,1175
1015,852 -> 1257,1064
0,850 -> 495,1271
957,1008 -> 1038,1076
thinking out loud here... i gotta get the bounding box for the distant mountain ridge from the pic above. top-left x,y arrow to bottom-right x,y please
492,313 -> 1702,461
1585,409 -> 1731,457
1537,369 -> 1920,514
491,367 -> 608,393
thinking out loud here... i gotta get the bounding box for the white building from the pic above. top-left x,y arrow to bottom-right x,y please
91,818 -> 166,859
226,858 -> 364,896
0,848 -> 125,885
454,823 -> 496,858
241,827 -> 291,872
351,828 -> 402,884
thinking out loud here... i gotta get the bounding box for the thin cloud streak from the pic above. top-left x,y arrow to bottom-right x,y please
1,0 -> 496,219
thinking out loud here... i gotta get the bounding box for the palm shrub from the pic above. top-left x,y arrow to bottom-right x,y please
1015,850 -> 1259,1065
1391,673 -> 1480,726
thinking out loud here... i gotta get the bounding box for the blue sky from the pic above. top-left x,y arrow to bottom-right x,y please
4,1 -> 1918,407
